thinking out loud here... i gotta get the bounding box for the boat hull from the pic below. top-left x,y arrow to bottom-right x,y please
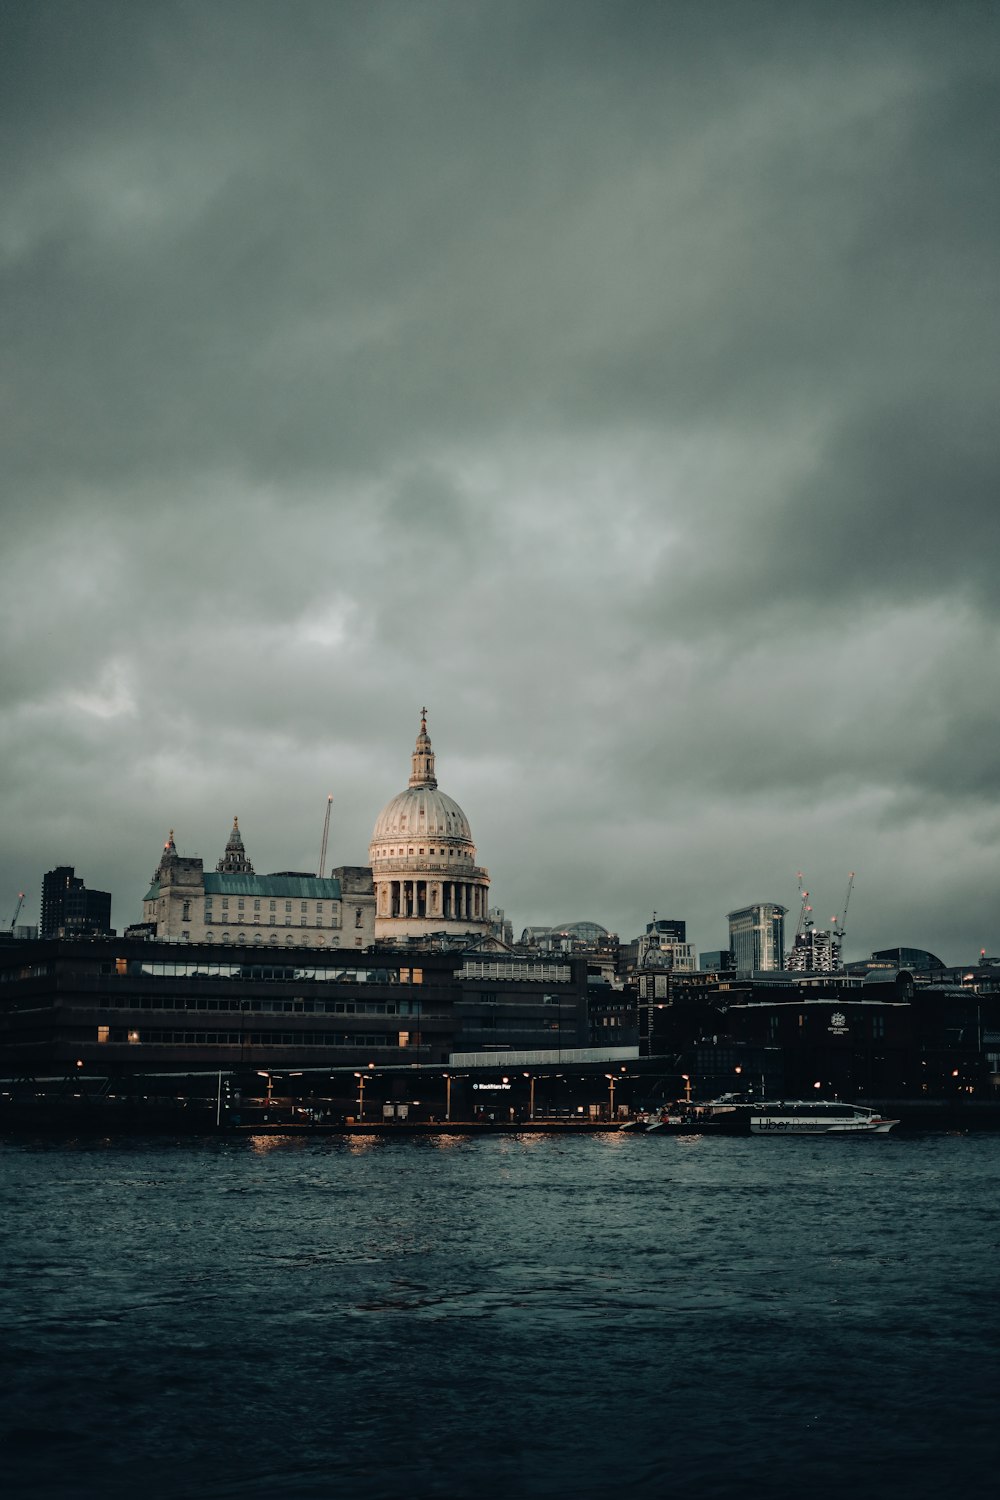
632,1101 -> 898,1135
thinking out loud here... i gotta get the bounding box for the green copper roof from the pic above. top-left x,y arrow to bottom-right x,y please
144,874 -> 344,901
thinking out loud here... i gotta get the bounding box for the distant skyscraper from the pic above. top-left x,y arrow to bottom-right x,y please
40,866 -> 112,938
727,902 -> 786,972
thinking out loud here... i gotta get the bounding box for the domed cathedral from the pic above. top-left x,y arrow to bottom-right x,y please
369,710 -> 491,944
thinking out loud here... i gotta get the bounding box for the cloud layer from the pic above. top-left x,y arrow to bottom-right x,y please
2,1 -> 997,962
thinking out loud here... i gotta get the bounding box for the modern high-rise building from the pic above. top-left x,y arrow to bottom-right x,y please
40,866 -> 112,938
786,927 -> 839,973
726,902 -> 787,972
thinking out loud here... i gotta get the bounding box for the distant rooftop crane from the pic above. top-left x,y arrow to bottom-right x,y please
8,891 -> 25,930
793,872 -> 814,943
831,872 -> 856,941
317,795 -> 333,878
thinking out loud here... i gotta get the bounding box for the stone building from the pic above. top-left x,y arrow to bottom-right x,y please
369,712 -> 491,944
140,819 -> 376,949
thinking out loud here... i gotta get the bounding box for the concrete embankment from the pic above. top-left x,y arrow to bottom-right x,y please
3,1098 -> 1000,1136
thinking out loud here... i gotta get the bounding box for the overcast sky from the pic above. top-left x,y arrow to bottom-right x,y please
2,0 -> 997,963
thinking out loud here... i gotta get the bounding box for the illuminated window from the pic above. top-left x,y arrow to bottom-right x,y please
97,1025 -> 110,1043
115,957 -> 127,976
398,1031 -> 410,1048
127,1029 -> 141,1045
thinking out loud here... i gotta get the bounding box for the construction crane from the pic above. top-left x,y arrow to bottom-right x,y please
793,872 -> 814,942
317,795 -> 333,879
831,873 -> 855,937
831,872 -> 856,942
8,891 -> 25,931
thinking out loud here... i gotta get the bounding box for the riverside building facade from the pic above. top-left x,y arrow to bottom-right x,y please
140,820 -> 376,949
0,935 -> 590,1077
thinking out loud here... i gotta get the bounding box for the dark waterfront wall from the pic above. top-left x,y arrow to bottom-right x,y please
0,936 -> 590,1077
642,966 -> 1000,1103
4,937 -> 999,1124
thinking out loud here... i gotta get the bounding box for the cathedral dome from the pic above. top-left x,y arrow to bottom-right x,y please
372,787 -> 472,845
368,711 -> 490,941
370,709 -> 474,851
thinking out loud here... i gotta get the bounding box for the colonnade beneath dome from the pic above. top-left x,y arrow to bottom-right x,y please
378,878 -> 488,924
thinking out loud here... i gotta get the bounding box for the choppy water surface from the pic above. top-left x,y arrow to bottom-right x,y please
1,1131 -> 998,1499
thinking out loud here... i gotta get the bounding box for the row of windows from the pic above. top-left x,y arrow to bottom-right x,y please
376,847 -> 472,859
110,1029 -> 408,1048
203,914 -> 340,927
208,900 -> 338,913
466,1017 -> 564,1031
0,963 -> 53,984
96,995 -> 408,1016
121,962 -> 424,984
458,962 -> 572,982
192,933 -> 341,947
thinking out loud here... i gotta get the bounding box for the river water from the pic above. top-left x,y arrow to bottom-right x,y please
1,1130 -> 998,1499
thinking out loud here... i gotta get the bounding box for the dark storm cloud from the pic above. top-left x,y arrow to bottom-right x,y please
1,1 -> 997,962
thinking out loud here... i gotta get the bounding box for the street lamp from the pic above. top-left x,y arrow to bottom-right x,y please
680,1073 -> 692,1104
523,1072 -> 535,1121
605,1073 -> 616,1121
354,1071 -> 368,1121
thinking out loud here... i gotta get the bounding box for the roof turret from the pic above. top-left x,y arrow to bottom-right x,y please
152,829 -> 177,883
216,816 -> 255,874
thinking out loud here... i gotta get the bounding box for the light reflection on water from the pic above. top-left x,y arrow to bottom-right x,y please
1,1132 -> 999,1500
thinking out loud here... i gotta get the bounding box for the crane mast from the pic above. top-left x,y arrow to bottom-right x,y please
830,872 -> 856,968
8,891 -> 25,931
317,795 -> 333,878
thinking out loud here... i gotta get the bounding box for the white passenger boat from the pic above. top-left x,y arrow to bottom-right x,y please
631,1099 -> 898,1134
747,1101 -> 897,1134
